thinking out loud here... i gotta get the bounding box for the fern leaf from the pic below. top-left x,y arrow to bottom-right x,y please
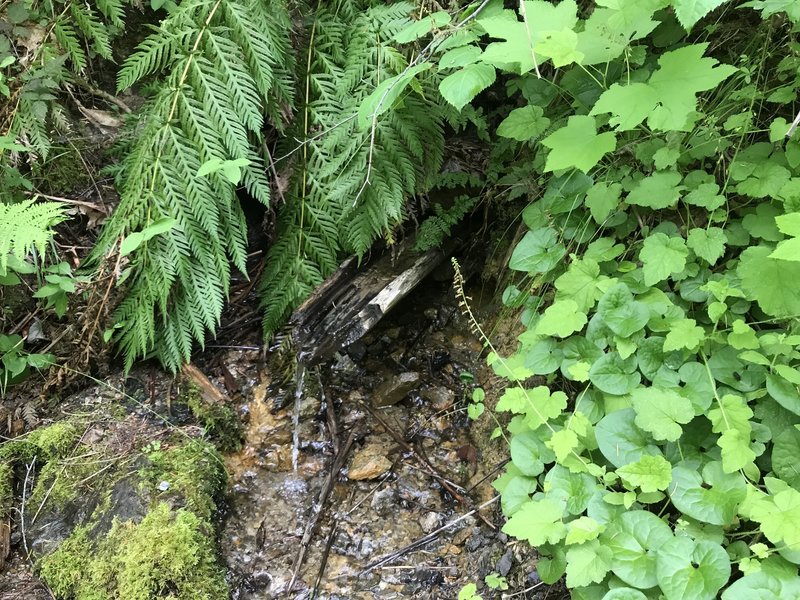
0,200 -> 66,273
53,21 -> 86,72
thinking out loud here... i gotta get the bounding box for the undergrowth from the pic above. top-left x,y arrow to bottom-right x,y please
415,1 -> 800,598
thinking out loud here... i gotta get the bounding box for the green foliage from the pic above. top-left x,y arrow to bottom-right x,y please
92,0 -> 294,371
431,0 -> 800,597
259,0 -> 445,338
0,199 -> 66,275
414,193 -> 478,252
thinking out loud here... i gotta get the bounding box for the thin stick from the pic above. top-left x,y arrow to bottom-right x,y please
356,495 -> 500,576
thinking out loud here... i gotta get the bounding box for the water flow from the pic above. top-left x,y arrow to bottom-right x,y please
291,361 -> 306,471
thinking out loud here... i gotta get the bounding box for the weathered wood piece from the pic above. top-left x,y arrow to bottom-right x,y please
289,241 -> 446,364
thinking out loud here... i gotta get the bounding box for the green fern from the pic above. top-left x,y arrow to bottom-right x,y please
414,193 -> 478,252
0,199 -> 66,273
92,0 -> 294,372
259,0 -> 446,338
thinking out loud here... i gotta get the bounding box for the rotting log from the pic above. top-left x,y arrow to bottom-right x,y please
289,240 -> 447,364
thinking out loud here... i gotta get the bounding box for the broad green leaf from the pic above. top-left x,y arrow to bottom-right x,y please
535,28 -> 584,67
626,171 -> 683,210
438,63 -> 496,110
603,510 -> 674,589
589,352 -> 640,395
546,465 -> 598,515
502,498 -> 567,545
766,374 -> 800,415
497,105 -> 551,141
592,44 -> 737,132
687,227 -> 726,265
684,182 -> 726,210
536,299 -> 587,338
555,258 -> 605,312
509,227 -> 566,273
631,386 -> 694,441
603,590 -> 648,600
595,408 -> 660,468
723,568 -> 800,600
565,539 -> 613,587
541,115 -> 617,173
358,63 -> 432,128
708,394 -> 756,472
617,454 -> 672,493
438,45 -> 482,69
748,487 -> 800,549
669,463 -> 746,525
120,217 -> 177,256
523,338 -> 563,375
478,1 -> 579,72
738,246 -> 800,316
510,430 -> 554,476
547,428 -> 579,462
672,0 -> 728,30
596,283 -> 650,338
585,182 -> 622,223
565,516 -> 603,545
640,233 -> 688,285
742,203 -> 782,240
487,351 -> 533,381
663,318 -> 705,352
770,238 -> 800,261
772,427 -> 800,488
393,11 -> 450,43
497,386 -> 568,429
728,319 -> 760,350
656,537 -> 731,600
591,83 -> 659,130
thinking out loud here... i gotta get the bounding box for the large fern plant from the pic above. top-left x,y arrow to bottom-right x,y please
90,0 -> 446,370
259,0 -> 446,337
93,0 -> 294,371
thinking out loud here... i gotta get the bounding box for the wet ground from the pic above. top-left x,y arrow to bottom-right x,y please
1,276 -> 563,599
216,279 -> 553,599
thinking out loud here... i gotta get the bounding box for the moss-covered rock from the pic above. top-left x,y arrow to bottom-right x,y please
182,383 -> 243,453
6,416 -> 230,599
39,503 -> 228,600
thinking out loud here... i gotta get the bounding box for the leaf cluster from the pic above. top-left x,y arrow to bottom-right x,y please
422,0 -> 800,597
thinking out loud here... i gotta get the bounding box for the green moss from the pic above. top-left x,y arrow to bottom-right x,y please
39,503 -> 228,600
183,384 -> 243,452
0,461 -> 12,515
30,144 -> 92,197
28,421 -> 82,459
140,439 -> 226,521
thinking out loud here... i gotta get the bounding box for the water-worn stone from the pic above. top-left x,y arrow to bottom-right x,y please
372,372 -> 421,407
421,386 -> 455,410
347,444 -> 393,480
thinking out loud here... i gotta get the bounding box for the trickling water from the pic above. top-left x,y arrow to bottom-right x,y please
291,362 -> 306,472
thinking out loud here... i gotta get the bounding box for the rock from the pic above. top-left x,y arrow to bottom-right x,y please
347,444 -> 393,480
497,549 -> 513,576
420,511 -> 442,533
370,487 -> 396,512
421,386 -> 455,410
372,372 -> 421,407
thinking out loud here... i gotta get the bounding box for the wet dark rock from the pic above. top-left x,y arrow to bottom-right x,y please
371,371 -> 421,407
420,511 -> 442,533
497,549 -> 513,576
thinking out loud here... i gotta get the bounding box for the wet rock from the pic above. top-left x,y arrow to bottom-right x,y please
497,549 -> 513,576
370,487 -> 396,513
347,443 -> 393,480
420,511 -> 442,533
372,372 -> 421,407
421,386 -> 455,410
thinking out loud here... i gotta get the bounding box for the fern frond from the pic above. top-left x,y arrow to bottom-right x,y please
0,200 -> 66,273
69,2 -> 112,60
414,194 -> 478,252
53,21 -> 87,72
95,0 -> 125,28
93,0 -> 295,371
259,0 -> 446,338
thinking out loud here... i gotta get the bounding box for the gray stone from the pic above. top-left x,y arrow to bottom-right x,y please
372,372 -> 421,407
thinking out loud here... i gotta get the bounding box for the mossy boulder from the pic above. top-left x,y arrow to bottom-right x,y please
7,416 -> 229,599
